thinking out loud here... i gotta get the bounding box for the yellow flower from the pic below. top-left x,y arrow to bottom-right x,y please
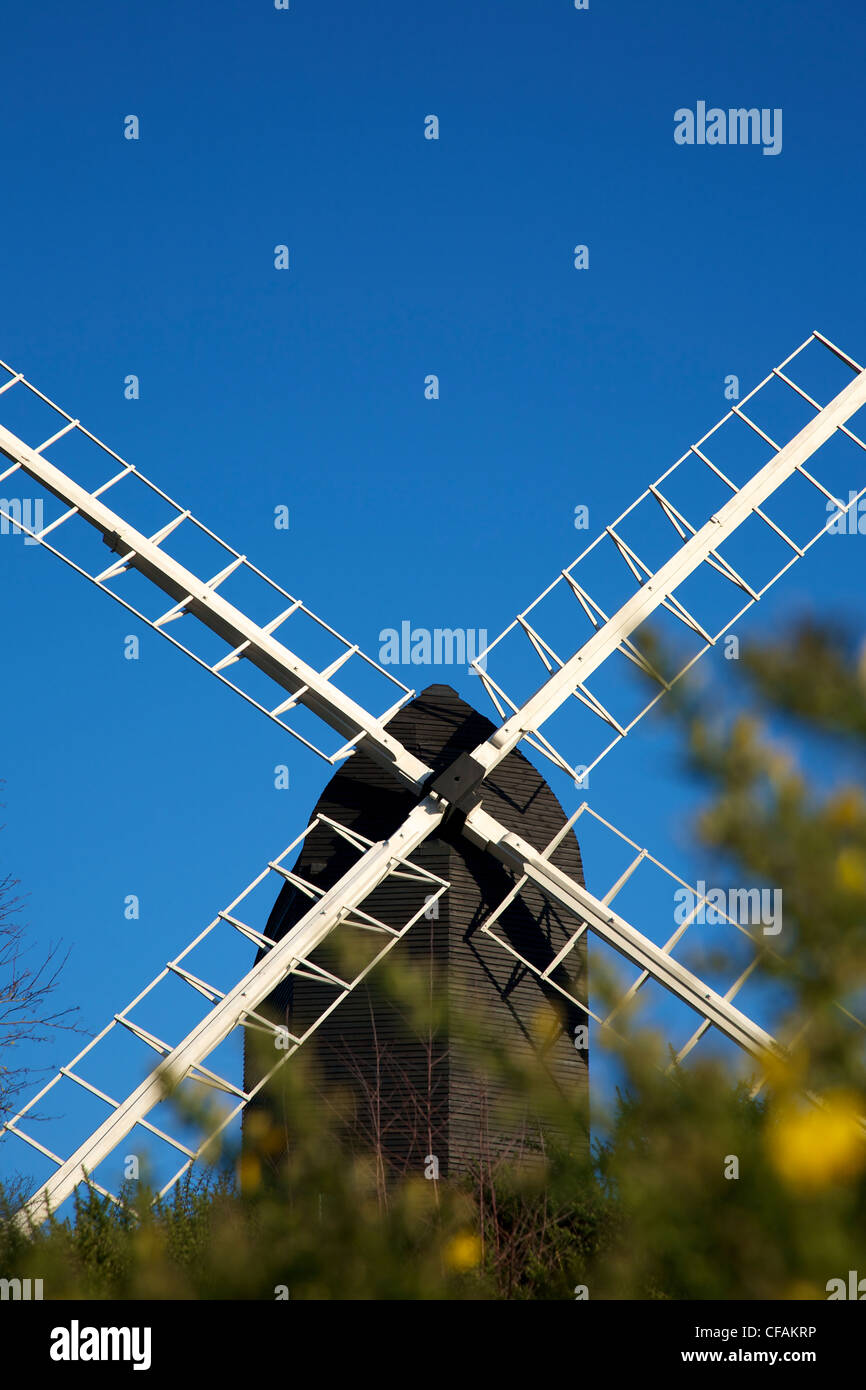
530,1003 -> 560,1045
835,847 -> 866,896
241,1110 -> 286,1157
444,1231 -> 482,1271
244,1110 -> 271,1141
237,1152 -> 262,1193
766,1091 -> 866,1191
785,1280 -> 823,1300
826,788 -> 865,830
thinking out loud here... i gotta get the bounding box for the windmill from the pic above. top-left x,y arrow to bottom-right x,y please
1,329 -> 865,1227
242,679 -> 590,1177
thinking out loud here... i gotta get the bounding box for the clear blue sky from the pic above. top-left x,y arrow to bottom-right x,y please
2,0 -> 865,1199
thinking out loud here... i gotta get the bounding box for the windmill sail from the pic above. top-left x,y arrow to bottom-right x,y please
470,332 -> 866,783
0,359 -> 425,782
4,330 -> 866,1227
5,804 -> 449,1228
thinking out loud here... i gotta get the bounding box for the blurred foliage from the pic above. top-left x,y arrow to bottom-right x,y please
1,621 -> 865,1299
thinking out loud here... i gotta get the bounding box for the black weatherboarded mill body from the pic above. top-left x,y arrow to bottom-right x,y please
244,684 -> 588,1177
